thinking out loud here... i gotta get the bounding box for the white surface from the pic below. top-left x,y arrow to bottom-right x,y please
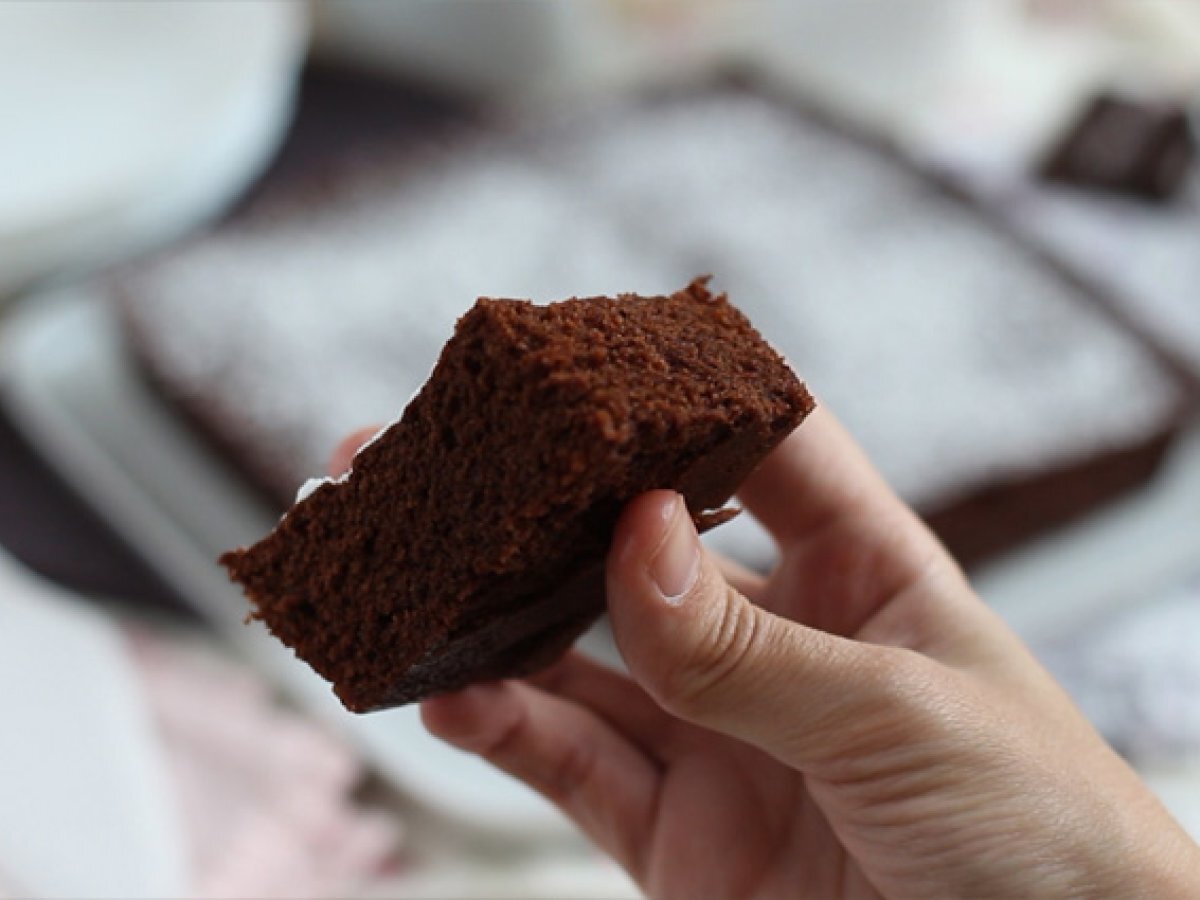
975,425 -> 1200,645
0,549 -> 186,899
0,1 -> 304,296
1142,764 -> 1200,842
1038,573 -> 1200,765
754,0 -> 976,136
0,287 -> 595,843
759,1 -> 1200,179
373,854 -> 640,900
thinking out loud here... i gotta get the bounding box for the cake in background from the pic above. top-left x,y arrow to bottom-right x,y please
994,93 -> 1200,389
115,86 -> 1190,569
865,1 -> 1200,395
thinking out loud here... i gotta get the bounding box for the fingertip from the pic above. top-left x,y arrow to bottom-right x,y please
327,426 -> 383,476
419,682 -> 511,751
608,490 -> 681,573
605,490 -> 709,694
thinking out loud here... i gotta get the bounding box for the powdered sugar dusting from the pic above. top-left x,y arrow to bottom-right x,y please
120,93 -> 1182,513
1002,177 -> 1200,372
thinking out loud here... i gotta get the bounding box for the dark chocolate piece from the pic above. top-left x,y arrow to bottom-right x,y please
220,279 -> 813,712
1040,93 -> 1196,201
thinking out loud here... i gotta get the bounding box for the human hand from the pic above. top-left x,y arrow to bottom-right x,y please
335,410 -> 1200,899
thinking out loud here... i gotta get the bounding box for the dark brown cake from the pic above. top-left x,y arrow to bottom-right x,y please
220,279 -> 813,712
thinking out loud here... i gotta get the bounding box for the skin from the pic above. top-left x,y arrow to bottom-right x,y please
333,409 -> 1200,899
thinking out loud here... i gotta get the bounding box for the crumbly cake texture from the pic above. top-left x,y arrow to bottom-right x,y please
119,92 -> 1187,565
219,280 -> 813,712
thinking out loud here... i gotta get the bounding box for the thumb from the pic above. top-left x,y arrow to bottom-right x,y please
606,491 -> 925,773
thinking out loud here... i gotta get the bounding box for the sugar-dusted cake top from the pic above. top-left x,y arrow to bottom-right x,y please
121,91 -> 1185,563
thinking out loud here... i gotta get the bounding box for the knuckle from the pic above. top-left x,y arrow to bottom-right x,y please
530,735 -> 599,806
817,649 -> 962,778
478,704 -> 598,804
863,649 -> 964,738
657,584 -> 762,720
867,648 -> 939,709
475,702 -> 528,761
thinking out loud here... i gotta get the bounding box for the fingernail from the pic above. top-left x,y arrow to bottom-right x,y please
650,496 -> 700,605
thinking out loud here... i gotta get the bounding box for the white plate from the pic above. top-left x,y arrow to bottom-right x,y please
4,286 -> 1200,841
972,425 -> 1200,645
0,2 -> 305,297
1141,763 -> 1200,842
0,287 -> 594,842
0,550 -> 186,899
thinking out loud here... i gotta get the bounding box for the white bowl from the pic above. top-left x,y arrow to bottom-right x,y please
0,1 -> 307,298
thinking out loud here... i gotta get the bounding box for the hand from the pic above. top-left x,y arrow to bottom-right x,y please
336,410 -> 1200,899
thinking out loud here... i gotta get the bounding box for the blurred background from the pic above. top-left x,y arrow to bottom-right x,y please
2,1 -> 1200,896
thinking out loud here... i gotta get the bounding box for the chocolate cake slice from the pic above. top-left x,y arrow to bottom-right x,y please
220,279 -> 813,712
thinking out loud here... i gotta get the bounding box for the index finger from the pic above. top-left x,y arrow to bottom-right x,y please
328,426 -> 383,477
738,405 -> 933,556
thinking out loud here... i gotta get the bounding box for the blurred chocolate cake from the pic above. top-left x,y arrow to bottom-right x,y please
117,85 -> 1189,567
1002,93 -> 1200,392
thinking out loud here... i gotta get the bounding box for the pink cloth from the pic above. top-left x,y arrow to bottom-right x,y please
126,629 -> 403,899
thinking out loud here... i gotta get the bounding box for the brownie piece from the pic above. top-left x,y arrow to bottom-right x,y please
1040,93 -> 1197,201
220,279 -> 813,712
